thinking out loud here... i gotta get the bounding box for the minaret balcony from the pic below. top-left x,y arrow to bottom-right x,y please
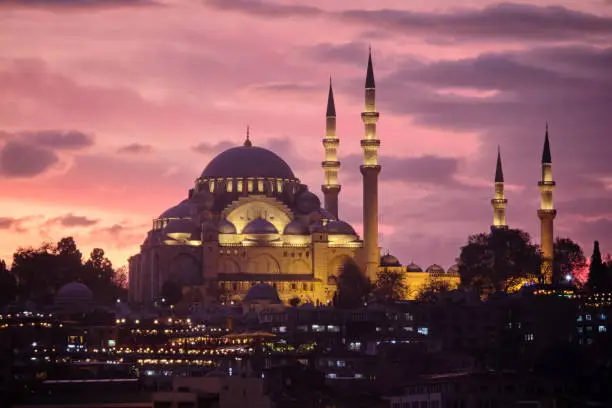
322,161 -> 340,168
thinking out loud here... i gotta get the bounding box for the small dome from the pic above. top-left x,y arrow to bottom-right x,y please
243,218 -> 278,235
308,208 -> 337,222
159,199 -> 190,219
406,262 -> 423,273
380,253 -> 401,267
55,282 -> 94,314
164,219 -> 200,239
218,219 -> 237,234
244,283 -> 281,304
283,219 -> 309,235
426,264 -> 446,276
447,264 -> 459,276
326,220 -> 356,236
295,190 -> 321,214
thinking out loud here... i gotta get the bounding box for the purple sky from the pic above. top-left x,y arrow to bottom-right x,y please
0,0 -> 611,269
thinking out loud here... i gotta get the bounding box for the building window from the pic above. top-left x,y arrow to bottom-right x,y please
327,325 -> 340,332
248,179 -> 253,192
312,324 -> 325,332
258,179 -> 263,192
417,327 -> 429,336
209,180 -> 215,192
237,180 -> 243,192
525,333 -> 534,342
599,325 -> 607,333
227,179 -> 233,192
586,314 -> 592,321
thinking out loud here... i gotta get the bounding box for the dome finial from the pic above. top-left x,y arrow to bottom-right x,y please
244,125 -> 252,147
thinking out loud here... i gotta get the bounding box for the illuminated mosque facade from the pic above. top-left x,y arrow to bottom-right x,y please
128,50 -> 556,307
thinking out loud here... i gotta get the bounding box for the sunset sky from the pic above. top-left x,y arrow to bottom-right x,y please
1,0 -> 611,270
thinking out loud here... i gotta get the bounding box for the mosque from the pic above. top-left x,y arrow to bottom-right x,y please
128,49 -> 557,307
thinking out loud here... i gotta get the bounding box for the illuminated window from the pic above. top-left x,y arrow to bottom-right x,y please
237,180 -> 243,192
336,360 -> 346,367
417,327 -> 429,336
227,179 -> 233,192
327,325 -> 340,332
258,179 -> 263,192
277,180 -> 283,192
586,314 -> 592,321
209,180 -> 215,192
349,342 -> 361,351
524,333 -> 534,341
599,325 -> 607,333
248,179 -> 253,192
312,324 -> 325,332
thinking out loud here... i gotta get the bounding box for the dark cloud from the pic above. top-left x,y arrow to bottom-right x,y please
342,154 -> 460,186
0,215 -> 39,233
250,82 -> 319,94
306,42 -> 368,65
0,141 -> 59,177
192,140 -> 234,155
206,1 -> 612,43
117,143 -> 154,154
20,130 -> 95,150
46,213 -> 99,227
205,0 -> 321,17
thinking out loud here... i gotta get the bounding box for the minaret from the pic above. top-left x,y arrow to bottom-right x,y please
322,78 -> 341,219
491,147 -> 508,230
537,124 -> 556,284
360,48 -> 381,280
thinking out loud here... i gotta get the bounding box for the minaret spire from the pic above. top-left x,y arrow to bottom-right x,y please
538,123 -> 557,284
322,77 -> 341,218
491,146 -> 508,230
360,47 -> 381,280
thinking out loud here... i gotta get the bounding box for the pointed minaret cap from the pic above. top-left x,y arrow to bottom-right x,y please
365,46 -> 375,89
244,125 -> 252,147
495,146 -> 504,183
542,123 -> 551,164
326,77 -> 336,117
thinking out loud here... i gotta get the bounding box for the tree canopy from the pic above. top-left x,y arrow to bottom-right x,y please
8,237 -> 127,307
458,228 -> 540,294
334,259 -> 372,309
372,269 -> 407,303
553,237 -> 587,285
416,277 -> 453,303
587,241 -> 612,292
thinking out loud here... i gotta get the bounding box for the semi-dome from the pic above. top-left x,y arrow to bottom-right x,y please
380,253 -> 401,267
159,199 -> 191,219
283,219 -> 309,235
326,220 -> 356,236
426,264 -> 446,276
218,218 -> 237,234
55,282 -> 94,314
244,283 -> 281,304
295,190 -> 321,214
201,145 -> 296,180
243,218 -> 278,235
406,262 -> 423,273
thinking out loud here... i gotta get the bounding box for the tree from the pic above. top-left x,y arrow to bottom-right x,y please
12,242 -> 57,305
587,241 -> 611,292
458,228 -> 540,294
289,296 -> 301,307
554,237 -> 587,285
0,260 -> 17,307
160,280 -> 183,306
335,259 -> 371,309
372,269 -> 407,303
83,248 -> 118,303
416,277 -> 453,302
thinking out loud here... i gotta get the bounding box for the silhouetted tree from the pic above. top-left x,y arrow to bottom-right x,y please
160,281 -> 183,306
416,277 -> 453,302
12,242 -> 57,304
458,228 -> 540,294
0,260 -> 16,307
335,259 -> 371,309
553,237 -> 587,285
372,269 -> 406,303
588,241 -> 611,292
289,296 -> 301,307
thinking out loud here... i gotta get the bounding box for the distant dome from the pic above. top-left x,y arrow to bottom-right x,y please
283,219 -> 309,235
295,190 -> 321,214
164,219 -> 200,240
326,220 -> 356,236
218,219 -> 237,234
308,220 -> 326,234
55,282 -> 94,314
447,264 -> 459,276
201,145 -> 296,180
243,218 -> 278,235
426,264 -> 446,276
159,199 -> 190,219
381,253 -> 401,267
244,283 -> 281,304
406,263 -> 423,273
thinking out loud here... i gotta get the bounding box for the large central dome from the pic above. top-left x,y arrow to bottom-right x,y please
201,145 -> 296,179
